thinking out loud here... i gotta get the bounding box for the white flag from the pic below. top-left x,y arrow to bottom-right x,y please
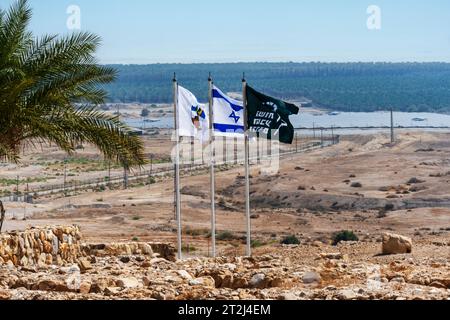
212,86 -> 244,137
177,86 -> 209,142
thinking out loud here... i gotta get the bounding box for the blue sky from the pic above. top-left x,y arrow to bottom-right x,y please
3,0 -> 450,63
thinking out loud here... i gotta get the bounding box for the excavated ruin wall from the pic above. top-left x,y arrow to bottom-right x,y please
0,226 -> 84,267
0,226 -> 176,267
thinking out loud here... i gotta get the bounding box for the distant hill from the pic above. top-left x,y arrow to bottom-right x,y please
104,62 -> 450,113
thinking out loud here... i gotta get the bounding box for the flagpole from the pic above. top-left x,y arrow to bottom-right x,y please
173,73 -> 182,260
208,73 -> 217,258
242,74 -> 252,257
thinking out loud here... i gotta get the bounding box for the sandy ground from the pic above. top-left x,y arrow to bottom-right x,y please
1,131 -> 449,262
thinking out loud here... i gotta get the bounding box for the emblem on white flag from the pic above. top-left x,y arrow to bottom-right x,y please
177,86 -> 209,142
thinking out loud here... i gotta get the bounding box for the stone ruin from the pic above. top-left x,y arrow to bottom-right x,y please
0,225 -> 176,268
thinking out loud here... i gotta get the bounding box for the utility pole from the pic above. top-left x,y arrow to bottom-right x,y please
390,107 -> 395,144
331,125 -> 335,145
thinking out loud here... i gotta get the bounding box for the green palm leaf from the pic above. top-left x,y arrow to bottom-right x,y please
0,0 -> 146,167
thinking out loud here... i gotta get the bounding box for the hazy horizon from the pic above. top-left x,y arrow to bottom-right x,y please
100,61 -> 450,66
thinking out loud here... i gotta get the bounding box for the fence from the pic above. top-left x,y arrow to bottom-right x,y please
1,131 -> 338,203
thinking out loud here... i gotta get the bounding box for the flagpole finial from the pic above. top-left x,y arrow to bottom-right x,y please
173,73 -> 177,82
208,72 -> 212,82
242,72 -> 246,82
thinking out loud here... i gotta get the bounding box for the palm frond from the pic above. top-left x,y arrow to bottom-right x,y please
0,0 -> 146,168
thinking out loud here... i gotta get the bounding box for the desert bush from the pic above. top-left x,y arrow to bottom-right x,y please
216,231 -> 236,241
407,177 -> 425,184
280,235 -> 300,245
182,244 -> 197,253
251,239 -> 266,248
351,182 -> 362,188
332,230 -> 359,245
377,211 -> 387,219
184,228 -> 209,237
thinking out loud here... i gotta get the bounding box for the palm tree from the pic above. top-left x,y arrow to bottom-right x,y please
0,0 -> 146,167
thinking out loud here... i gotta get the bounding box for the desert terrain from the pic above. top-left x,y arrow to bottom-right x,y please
0,130 -> 449,300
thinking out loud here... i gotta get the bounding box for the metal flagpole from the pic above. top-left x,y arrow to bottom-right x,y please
242,74 -> 252,257
208,73 -> 217,258
173,73 -> 182,260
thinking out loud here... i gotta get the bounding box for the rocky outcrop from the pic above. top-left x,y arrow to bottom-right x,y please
382,233 -> 413,255
0,227 -> 447,300
0,249 -> 448,300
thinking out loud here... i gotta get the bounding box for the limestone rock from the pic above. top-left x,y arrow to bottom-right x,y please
0,290 -> 11,300
176,270 -> 193,280
116,277 -> 142,289
382,233 -> 412,255
249,273 -> 268,289
79,282 -> 92,294
104,287 -> 121,296
303,272 -> 322,284
278,292 -> 298,300
320,253 -> 343,260
77,257 -> 92,272
189,277 -> 215,288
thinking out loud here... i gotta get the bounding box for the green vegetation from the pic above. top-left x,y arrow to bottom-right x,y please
140,108 -> 150,117
181,244 -> 197,253
0,0 -> 145,166
280,235 -> 300,245
251,239 -> 267,248
216,231 -> 237,241
351,182 -> 363,188
104,63 -> 450,113
332,230 -> 359,245
184,227 -> 210,237
0,177 -> 49,186
42,157 -> 122,173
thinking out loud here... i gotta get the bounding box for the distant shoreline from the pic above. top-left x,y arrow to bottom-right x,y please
99,103 -> 450,118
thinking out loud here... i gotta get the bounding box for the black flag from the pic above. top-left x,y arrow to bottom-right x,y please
246,85 -> 299,144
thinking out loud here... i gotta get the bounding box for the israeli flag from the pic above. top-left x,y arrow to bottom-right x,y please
212,85 -> 244,137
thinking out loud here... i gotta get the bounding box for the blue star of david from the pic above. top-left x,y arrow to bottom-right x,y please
229,111 -> 240,124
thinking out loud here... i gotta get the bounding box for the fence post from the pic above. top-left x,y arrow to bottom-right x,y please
124,167 -> 129,189
320,129 -> 324,148
15,175 -> 19,202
